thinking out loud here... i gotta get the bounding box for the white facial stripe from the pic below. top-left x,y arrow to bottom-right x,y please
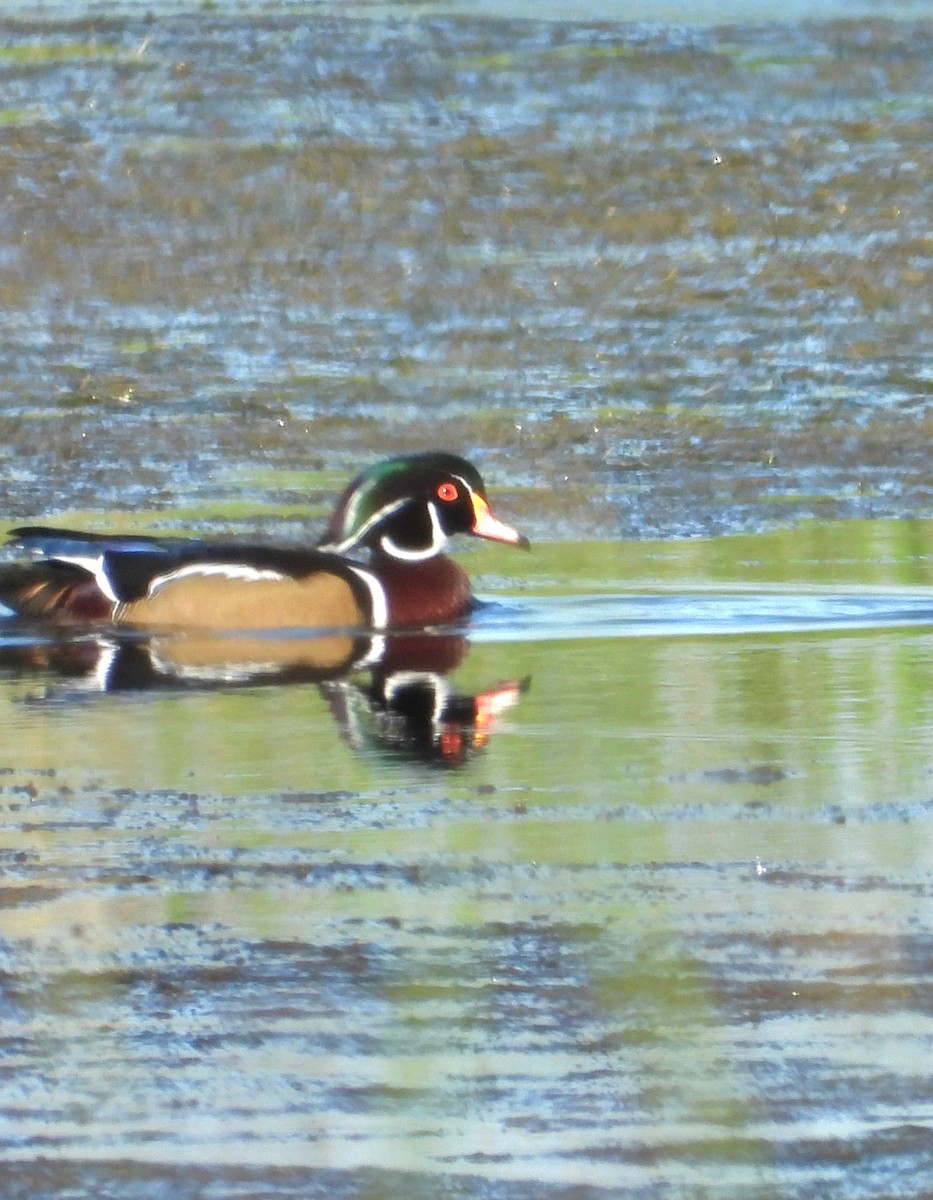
323,471 -> 478,557
383,670 -> 450,724
54,554 -> 120,605
346,564 -> 388,630
146,562 -> 285,598
379,501 -> 447,562
321,496 -> 409,555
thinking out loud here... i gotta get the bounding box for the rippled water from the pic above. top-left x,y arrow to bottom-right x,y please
3,6 -> 933,536
3,4 -> 933,1198
1,526 -> 933,1198
478,588 -> 933,639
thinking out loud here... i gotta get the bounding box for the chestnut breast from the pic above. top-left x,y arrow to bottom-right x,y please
376,555 -> 473,627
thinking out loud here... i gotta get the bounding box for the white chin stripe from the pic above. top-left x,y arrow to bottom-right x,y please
146,562 -> 286,598
379,501 -> 448,562
384,670 -> 450,723
320,496 -> 408,555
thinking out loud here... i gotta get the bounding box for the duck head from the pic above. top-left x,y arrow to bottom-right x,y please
319,452 -> 528,562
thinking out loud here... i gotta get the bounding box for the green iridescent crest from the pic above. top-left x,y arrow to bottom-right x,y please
321,452 -> 487,554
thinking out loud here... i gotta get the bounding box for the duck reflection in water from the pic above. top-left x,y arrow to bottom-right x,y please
0,628 -> 528,769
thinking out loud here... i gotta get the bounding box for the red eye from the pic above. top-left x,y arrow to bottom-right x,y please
437,481 -> 459,502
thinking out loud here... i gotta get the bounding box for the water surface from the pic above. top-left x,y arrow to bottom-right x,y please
2,8 -> 933,537
2,524 -> 933,1198
2,4 -> 933,1198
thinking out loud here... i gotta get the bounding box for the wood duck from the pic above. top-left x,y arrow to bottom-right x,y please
0,452 -> 528,631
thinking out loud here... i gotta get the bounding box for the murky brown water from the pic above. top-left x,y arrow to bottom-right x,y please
3,5 -> 933,1198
